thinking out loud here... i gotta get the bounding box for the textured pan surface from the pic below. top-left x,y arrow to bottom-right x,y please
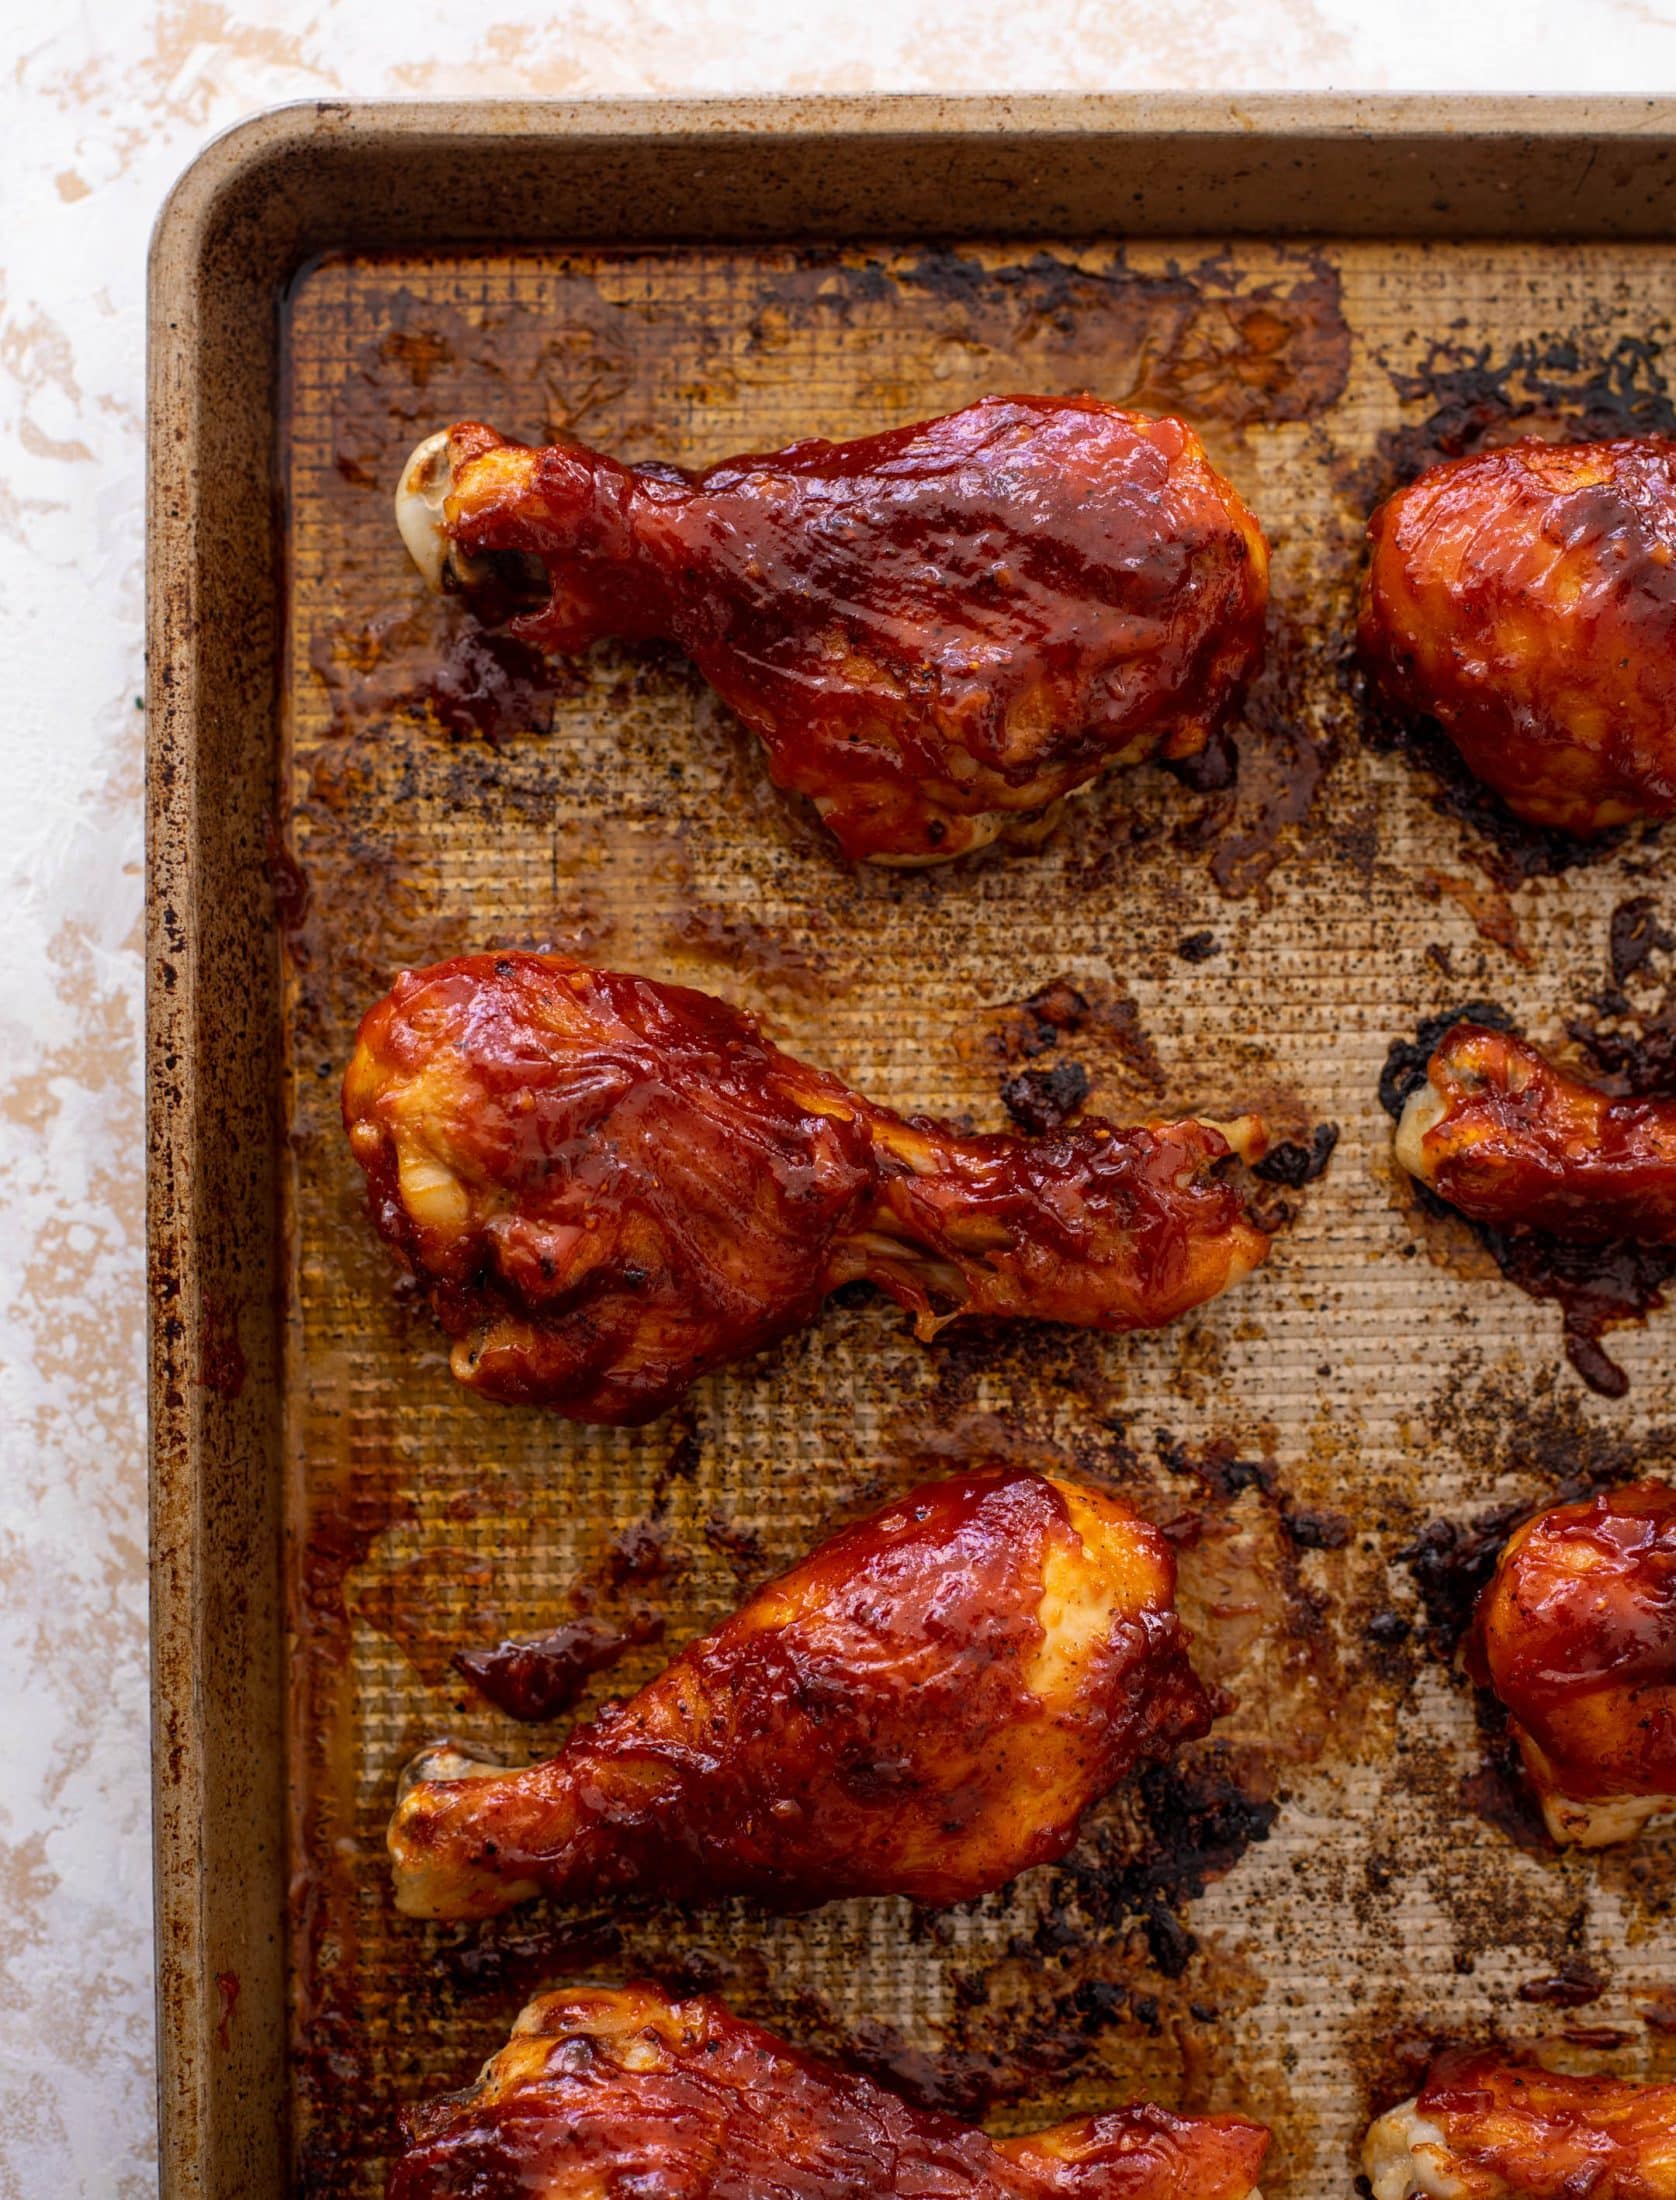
276,231 -> 1676,2196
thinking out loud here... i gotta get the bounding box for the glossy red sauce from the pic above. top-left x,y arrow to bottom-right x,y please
439,398 -> 1269,862
1416,2048 -> 1676,2200
1362,437 -> 1676,836
344,953 -> 1268,1424
1415,1023 -> 1676,1245
1468,1481 -> 1676,1802
393,1469 -> 1212,1914
388,1985 -> 1271,2200
454,1614 -> 664,1722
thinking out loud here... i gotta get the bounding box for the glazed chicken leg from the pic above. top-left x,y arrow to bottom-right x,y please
1396,1022 -> 1676,1243
389,1467 -> 1214,1919
1364,2050 -> 1676,2200
395,399 -> 1270,864
1468,1480 -> 1676,1846
344,953 -> 1270,1424
1361,438 -> 1676,836
389,1983 -> 1273,2200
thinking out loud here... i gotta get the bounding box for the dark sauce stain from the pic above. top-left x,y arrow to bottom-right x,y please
1282,1506 -> 1351,1551
1000,1058 -> 1091,1134
882,244 -> 1352,427
608,1518 -> 679,1587
701,1513 -> 767,1582
454,1613 -> 665,1721
1253,1122 -> 1339,1189
439,1911 -> 626,1999
1380,1004 -> 1672,1395
1402,1499 -> 1531,1665
1456,1688 -> 1554,1854
649,1409 -> 702,1513
1341,2009 -> 1463,2128
1610,895 -> 1676,990
1352,332 -> 1676,888
982,977 -> 1166,1097
1517,1962 -> 1606,2008
661,903 -> 832,1000
1363,332 -> 1676,502
309,608 -> 571,749
1168,633 -> 1336,901
1570,893 -> 1676,1099
1481,1234 -> 1675,1401
1359,677 -> 1629,891
1050,1749 -> 1280,1981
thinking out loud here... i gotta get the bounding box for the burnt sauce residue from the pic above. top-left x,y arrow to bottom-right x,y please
1379,997 -> 1675,1397
1167,632 -> 1337,902
455,1612 -> 665,1722
775,242 -> 1353,429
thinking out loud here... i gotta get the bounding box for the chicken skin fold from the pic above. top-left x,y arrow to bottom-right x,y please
388,1982 -> 1273,2200
1395,1022 -> 1676,1244
1364,2050 -> 1676,2200
343,953 -> 1271,1424
1467,1480 -> 1676,1846
389,1467 -> 1214,1920
1360,437 -> 1676,838
395,398 -> 1270,864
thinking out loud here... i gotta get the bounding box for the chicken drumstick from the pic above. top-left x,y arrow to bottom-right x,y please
1364,2049 -> 1676,2200
1361,438 -> 1676,837
1468,1479 -> 1676,1846
389,1467 -> 1214,1919
344,953 -> 1270,1424
388,1982 -> 1273,2200
395,398 -> 1269,864
1395,1021 -> 1676,1244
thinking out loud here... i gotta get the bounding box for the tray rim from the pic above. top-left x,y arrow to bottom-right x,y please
147,90 -> 1676,2200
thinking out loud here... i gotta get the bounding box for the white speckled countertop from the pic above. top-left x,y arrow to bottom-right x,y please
5,7 -> 1676,2191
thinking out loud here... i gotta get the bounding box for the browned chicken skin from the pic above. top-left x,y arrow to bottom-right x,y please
1360,438 -> 1676,837
1467,1481 -> 1676,1846
389,1467 -> 1214,1920
389,1983 -> 1272,2200
1364,2049 -> 1676,2200
343,953 -> 1270,1424
1395,1022 -> 1676,1244
394,398 -> 1270,864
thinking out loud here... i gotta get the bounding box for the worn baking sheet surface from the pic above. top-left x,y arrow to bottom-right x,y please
281,238 -> 1676,2197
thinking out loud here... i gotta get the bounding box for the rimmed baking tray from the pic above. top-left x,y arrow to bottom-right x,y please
148,95 -> 1676,2200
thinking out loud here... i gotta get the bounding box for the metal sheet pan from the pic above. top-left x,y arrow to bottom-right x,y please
148,95 -> 1676,2200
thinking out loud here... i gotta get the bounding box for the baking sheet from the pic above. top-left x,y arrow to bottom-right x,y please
279,235 -> 1676,2197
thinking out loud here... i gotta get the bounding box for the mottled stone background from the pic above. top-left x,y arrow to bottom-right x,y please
6,7 -> 1676,2194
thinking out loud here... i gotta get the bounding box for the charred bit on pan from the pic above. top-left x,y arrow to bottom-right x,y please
454,1612 -> 665,1722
